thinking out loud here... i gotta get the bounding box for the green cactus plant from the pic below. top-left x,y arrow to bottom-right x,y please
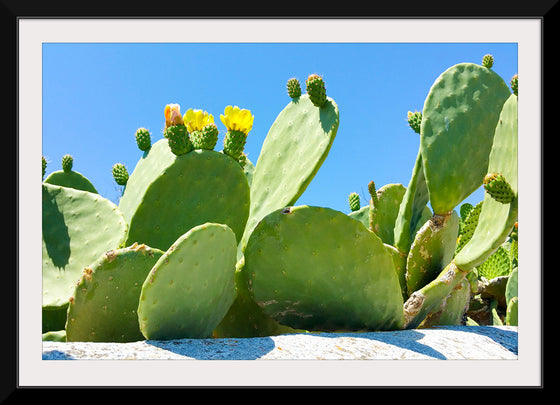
243,205 -> 405,331
44,154 -> 98,194
137,223 -> 237,340
111,163 -> 129,186
348,192 -> 360,212
66,243 -> 164,342
42,183 -> 128,332
286,77 -> 302,99
305,73 -> 327,107
135,128 -> 152,151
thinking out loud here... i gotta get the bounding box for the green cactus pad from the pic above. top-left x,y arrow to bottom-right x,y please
61,154 -> 74,172
223,129 -> 247,161
121,145 -> 250,252
44,158 -> 98,194
511,74 -> 518,96
348,205 -> 370,229
190,124 -> 219,151
66,243 -> 164,342
405,211 -> 459,296
454,94 -> 518,271
476,245 -> 511,280
118,139 -> 177,221
393,151 -> 432,254
42,156 -> 47,180
407,111 -> 422,134
420,62 -> 511,214
455,200 -> 483,255
421,278 -> 470,327
286,77 -> 302,99
505,266 -> 518,304
135,128 -> 152,151
164,124 -> 193,156
483,172 -> 515,204
244,205 -> 405,332
505,296 -> 518,326
42,183 -> 128,329
111,163 -> 129,186
348,192 -> 360,212
137,223 -> 237,340
239,94 -> 339,253
305,74 -> 327,107
482,54 -> 494,68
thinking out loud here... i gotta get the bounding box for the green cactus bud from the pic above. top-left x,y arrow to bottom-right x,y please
483,172 -> 515,204
511,74 -> 518,96
407,111 -> 422,134
42,156 -> 47,180
223,129 -> 247,161
305,74 -> 327,107
482,54 -> 494,68
112,163 -> 129,186
286,77 -> 302,98
348,192 -> 360,212
135,128 -> 152,151
190,123 -> 219,151
367,180 -> 379,206
163,124 -> 193,156
61,154 -> 73,172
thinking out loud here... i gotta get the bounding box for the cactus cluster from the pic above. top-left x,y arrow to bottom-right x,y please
42,57 -> 518,344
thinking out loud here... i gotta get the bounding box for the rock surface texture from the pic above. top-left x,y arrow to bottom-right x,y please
43,326 -> 517,360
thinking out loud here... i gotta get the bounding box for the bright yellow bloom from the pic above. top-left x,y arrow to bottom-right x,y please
183,109 -> 214,132
220,105 -> 254,135
164,103 -> 183,128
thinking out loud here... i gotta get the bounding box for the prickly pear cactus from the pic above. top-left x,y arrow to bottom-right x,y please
42,183 -> 127,332
119,139 -> 250,252
305,74 -> 327,107
239,88 -> 339,254
137,223 -> 237,340
135,128 -> 152,151
420,62 -> 512,215
348,192 -> 360,212
286,77 -> 302,99
66,243 -> 164,342
243,205 -> 405,332
111,163 -> 129,186
220,105 -> 254,162
44,155 -> 98,194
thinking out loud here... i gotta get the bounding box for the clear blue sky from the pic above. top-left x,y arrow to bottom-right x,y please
42,42 -> 517,214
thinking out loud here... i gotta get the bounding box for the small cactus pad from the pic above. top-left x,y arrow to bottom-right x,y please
305,74 -> 327,107
190,124 -> 219,151
392,151 -> 431,254
42,156 -> 47,179
420,62 -> 511,214
240,94 -> 339,253
164,124 -> 193,156
483,172 -> 515,204
112,163 -> 129,186
66,243 -> 164,342
511,74 -> 518,96
42,183 -> 127,328
286,77 -> 302,98
122,147 -> 250,251
405,211 -> 459,296
407,111 -> 422,134
482,54 -> 494,68
455,94 -> 518,271
476,245 -> 512,280
61,154 -> 74,172
244,205 -> 405,332
223,129 -> 247,161
44,156 -> 98,194
135,128 -> 152,151
348,192 -> 360,212
137,223 -> 238,340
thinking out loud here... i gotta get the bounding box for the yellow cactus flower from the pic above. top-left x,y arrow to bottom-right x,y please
164,103 -> 183,128
183,109 -> 214,132
220,105 -> 254,135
